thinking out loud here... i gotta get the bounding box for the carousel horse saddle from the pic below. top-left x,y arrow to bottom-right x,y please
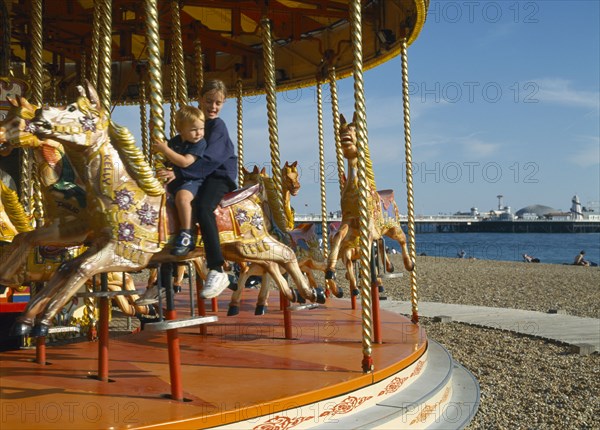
220,183 -> 260,208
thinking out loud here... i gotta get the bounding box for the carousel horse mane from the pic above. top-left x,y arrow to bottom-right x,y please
108,120 -> 165,197
0,180 -> 33,233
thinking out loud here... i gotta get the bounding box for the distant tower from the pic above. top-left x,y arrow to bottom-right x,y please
497,195 -> 503,211
571,195 -> 583,220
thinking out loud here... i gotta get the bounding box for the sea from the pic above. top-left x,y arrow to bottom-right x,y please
377,233 -> 600,265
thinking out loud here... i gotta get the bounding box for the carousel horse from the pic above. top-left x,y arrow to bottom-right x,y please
325,114 -> 413,295
0,101 -> 153,320
0,178 -> 30,243
0,82 -> 324,336
227,165 -> 339,316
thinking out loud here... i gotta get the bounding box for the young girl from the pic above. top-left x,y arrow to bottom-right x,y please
194,80 -> 238,297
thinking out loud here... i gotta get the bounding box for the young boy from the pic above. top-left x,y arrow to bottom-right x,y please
152,105 -> 207,256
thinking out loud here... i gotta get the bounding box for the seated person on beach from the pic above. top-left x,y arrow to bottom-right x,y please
522,253 -> 540,263
457,249 -> 466,259
573,250 -> 590,266
152,105 -> 207,256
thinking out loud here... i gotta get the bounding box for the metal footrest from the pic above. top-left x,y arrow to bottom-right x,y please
289,303 -> 319,311
48,326 -> 80,334
144,316 -> 218,331
379,272 -> 403,279
76,290 -> 139,298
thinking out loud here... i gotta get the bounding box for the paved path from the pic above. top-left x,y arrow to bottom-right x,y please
380,301 -> 600,353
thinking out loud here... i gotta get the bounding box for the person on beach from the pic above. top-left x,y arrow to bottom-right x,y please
573,250 -> 590,266
457,249 -> 466,259
152,106 -> 207,257
523,253 -> 540,263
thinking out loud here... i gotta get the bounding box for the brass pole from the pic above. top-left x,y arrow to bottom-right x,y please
349,0 -> 373,373
89,0 -> 101,87
144,0 -> 166,168
194,39 -> 204,102
138,67 -> 151,164
170,0 -> 188,106
169,60 -> 177,138
96,0 -> 112,113
1,0 -> 11,76
328,66 -> 345,194
236,78 -> 244,187
316,80 -> 329,259
260,17 -> 284,214
400,39 -> 419,323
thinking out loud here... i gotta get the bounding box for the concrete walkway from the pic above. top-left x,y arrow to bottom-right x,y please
380,301 -> 600,354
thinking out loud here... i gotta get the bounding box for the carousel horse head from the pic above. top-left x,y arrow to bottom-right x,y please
339,114 -> 358,160
30,82 -> 109,149
0,96 -> 43,153
282,161 -> 300,196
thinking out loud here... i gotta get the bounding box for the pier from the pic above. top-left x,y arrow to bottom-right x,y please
294,215 -> 600,234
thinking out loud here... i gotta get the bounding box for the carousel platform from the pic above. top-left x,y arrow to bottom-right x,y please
0,289 -> 479,429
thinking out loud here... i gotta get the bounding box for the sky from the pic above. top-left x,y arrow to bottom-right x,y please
116,0 -> 600,216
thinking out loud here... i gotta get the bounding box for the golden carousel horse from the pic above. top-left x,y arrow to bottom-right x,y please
0,125 -> 152,320
0,82 -> 324,336
227,164 -> 339,316
325,114 -> 414,295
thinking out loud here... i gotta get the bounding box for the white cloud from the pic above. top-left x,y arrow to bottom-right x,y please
534,78 -> 600,110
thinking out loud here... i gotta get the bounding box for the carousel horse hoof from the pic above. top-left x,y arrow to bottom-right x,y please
10,322 -> 33,336
378,285 -> 385,293
254,305 -> 267,315
314,287 -> 326,304
325,269 -> 336,280
352,289 -> 360,297
387,264 -> 395,273
227,305 -> 240,316
31,323 -> 50,337
173,285 -> 182,293
334,288 -> 344,299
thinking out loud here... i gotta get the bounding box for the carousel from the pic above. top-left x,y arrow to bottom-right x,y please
0,1 -> 479,428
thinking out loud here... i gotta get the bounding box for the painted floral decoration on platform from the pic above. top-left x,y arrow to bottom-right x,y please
136,203 -> 158,226
113,189 -> 135,210
117,222 -> 135,242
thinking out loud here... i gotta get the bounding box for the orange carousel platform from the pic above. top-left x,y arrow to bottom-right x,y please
0,289 -> 427,429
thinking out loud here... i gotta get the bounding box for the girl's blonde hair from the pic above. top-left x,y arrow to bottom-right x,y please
175,105 -> 204,132
200,79 -> 228,98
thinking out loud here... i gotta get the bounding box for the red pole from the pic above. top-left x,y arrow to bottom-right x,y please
35,336 -> 46,364
211,297 -> 218,313
97,296 -> 110,381
282,291 -> 292,339
371,281 -> 382,344
196,277 -> 207,335
165,309 -> 183,401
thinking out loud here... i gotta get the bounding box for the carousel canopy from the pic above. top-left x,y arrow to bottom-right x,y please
1,0 -> 428,103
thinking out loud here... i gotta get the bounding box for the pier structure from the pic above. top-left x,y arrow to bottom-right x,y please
295,215 -> 600,234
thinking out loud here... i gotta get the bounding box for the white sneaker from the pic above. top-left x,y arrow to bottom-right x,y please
201,270 -> 230,299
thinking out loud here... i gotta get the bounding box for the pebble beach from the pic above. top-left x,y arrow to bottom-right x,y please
358,256 -> 600,429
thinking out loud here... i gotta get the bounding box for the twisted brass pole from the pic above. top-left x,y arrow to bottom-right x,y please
139,71 -> 150,164
328,66 -> 345,194
261,17 -> 285,215
194,39 -> 204,102
316,80 -> 329,259
170,0 -> 188,106
144,0 -> 166,168
169,62 -> 177,138
89,1 -> 101,87
236,78 -> 244,187
349,0 -> 373,373
96,0 -> 112,113
400,39 -> 419,324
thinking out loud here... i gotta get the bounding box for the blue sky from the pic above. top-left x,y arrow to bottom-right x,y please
116,1 -> 600,216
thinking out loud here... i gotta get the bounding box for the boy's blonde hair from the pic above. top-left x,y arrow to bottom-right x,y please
175,105 -> 204,132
